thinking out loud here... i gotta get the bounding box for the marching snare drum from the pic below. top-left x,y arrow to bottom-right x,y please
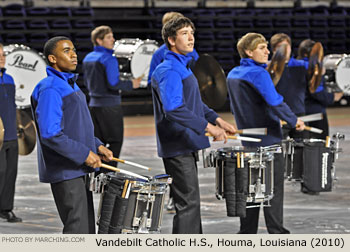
95,173 -> 170,234
323,54 -> 350,95
4,44 -> 47,109
113,39 -> 158,88
208,145 -> 280,217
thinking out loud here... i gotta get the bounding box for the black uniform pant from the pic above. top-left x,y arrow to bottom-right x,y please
239,153 -> 290,234
51,176 -> 95,234
162,152 -> 203,234
0,140 -> 18,211
89,105 -> 123,167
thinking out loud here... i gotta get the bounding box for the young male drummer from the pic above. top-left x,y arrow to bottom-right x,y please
226,33 -> 305,233
31,37 -> 113,233
297,39 -> 343,139
151,16 -> 236,233
0,43 -> 22,223
83,26 -> 141,166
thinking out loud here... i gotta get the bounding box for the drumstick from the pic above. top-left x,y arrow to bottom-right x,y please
236,128 -> 267,135
281,121 -> 323,134
101,163 -> 149,181
205,133 -> 262,142
112,157 -> 151,171
298,113 -> 323,123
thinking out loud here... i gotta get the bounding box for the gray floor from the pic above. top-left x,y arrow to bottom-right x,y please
0,126 -> 349,234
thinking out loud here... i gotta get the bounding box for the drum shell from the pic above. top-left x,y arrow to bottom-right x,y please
323,54 -> 350,95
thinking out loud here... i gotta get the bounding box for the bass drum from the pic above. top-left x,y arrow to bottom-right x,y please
113,38 -> 158,88
4,44 -> 47,109
323,54 -> 350,95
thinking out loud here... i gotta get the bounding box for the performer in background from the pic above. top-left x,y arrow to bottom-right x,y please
147,11 -> 199,87
83,26 -> 141,167
151,17 -> 236,233
0,43 -> 22,223
31,37 -> 113,233
270,33 -> 309,140
227,33 -> 305,233
297,39 -> 343,140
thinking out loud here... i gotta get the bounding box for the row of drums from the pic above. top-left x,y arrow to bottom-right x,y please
4,40 -> 350,111
204,134 -> 344,219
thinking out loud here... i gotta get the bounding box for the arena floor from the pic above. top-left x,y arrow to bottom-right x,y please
1,107 -> 349,234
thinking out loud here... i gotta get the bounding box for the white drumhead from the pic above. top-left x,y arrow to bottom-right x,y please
336,57 -> 350,95
131,42 -> 158,87
4,45 -> 47,108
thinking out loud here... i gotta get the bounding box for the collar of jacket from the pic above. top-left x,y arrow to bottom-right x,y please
240,58 -> 267,68
94,45 -> 114,54
46,66 -> 78,83
164,50 -> 193,68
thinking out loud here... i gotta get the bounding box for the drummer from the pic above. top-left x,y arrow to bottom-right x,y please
297,39 -> 343,140
31,36 -> 113,233
83,26 -> 141,168
148,11 -> 199,213
270,33 -> 309,140
226,33 -> 304,233
0,43 -> 22,223
151,16 -> 236,233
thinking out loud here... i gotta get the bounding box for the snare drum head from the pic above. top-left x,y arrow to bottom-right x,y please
4,45 -> 47,108
335,57 -> 350,95
217,146 -> 257,154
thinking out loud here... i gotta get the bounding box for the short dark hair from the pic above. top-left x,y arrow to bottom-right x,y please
162,16 -> 195,49
44,36 -> 71,65
297,39 -> 316,59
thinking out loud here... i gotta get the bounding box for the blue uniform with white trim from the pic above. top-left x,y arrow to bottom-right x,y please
227,58 -> 297,147
151,51 -> 218,158
31,66 -> 102,183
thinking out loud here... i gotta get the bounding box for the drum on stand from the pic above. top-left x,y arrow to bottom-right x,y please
93,173 -> 171,234
113,38 -> 158,88
323,54 -> 350,95
205,145 -> 281,218
4,44 -> 47,111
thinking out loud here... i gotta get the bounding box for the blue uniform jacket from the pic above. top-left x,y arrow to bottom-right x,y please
82,46 -> 132,107
148,44 -> 199,85
151,51 -> 218,158
0,69 -> 17,141
275,57 -> 308,115
301,58 -> 334,114
227,58 -> 297,147
31,66 -> 103,183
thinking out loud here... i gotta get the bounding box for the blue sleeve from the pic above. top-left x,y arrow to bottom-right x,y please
36,89 -> 90,165
158,71 -> 208,135
202,103 -> 219,125
104,56 -> 133,91
148,50 -> 164,85
252,71 -> 297,127
311,86 -> 334,106
95,137 -> 103,150
252,70 -> 284,106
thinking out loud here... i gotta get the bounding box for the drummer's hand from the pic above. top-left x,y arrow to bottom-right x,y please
295,119 -> 305,131
215,117 -> 237,135
98,145 -> 113,162
334,92 -> 343,102
206,123 -> 228,143
85,151 -> 102,169
132,76 -> 142,89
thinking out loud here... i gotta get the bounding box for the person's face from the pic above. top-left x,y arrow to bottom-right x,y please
168,25 -> 194,55
49,40 -> 77,72
97,32 -> 115,50
0,47 -> 5,69
245,43 -> 270,64
274,39 -> 291,62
